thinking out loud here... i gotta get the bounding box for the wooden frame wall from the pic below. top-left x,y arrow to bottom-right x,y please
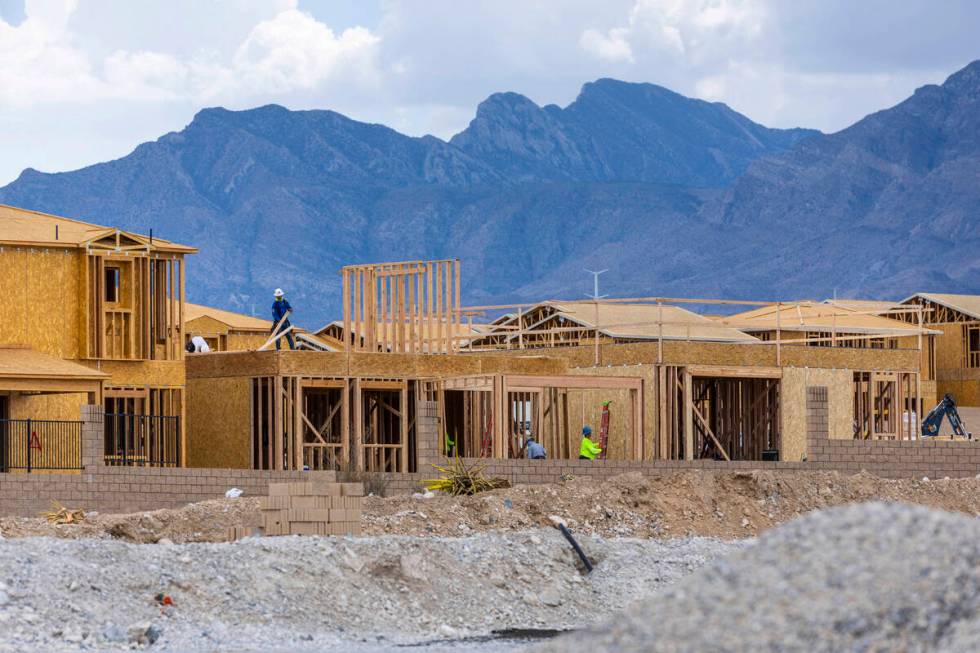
853,371 -> 918,440
84,251 -> 184,361
341,259 -> 461,354
690,377 -> 780,461
247,375 -> 411,473
439,373 -> 643,460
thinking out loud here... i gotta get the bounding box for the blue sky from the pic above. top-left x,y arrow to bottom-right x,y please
0,0 -> 978,185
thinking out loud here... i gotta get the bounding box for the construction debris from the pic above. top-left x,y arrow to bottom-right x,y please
424,457 -> 510,496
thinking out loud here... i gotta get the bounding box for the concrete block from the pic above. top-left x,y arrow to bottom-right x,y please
289,522 -> 319,536
340,482 -> 365,497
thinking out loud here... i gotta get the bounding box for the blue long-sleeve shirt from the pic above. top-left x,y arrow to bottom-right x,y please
526,440 -> 546,459
272,298 -> 292,324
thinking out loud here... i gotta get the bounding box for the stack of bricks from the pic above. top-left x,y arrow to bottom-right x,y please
228,479 -> 364,540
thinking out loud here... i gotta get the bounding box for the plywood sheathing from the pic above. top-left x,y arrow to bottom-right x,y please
898,294 -> 980,406
184,302 -> 272,331
8,392 -> 88,421
471,302 -> 759,348
721,301 -> 934,336
486,340 -> 919,373
186,350 -> 568,381
568,364 -> 655,460
0,203 -> 195,253
780,367 -> 852,462
0,247 -> 84,359
185,376 -> 251,468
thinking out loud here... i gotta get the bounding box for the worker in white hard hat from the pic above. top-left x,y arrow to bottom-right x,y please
185,335 -> 211,353
271,288 -> 296,350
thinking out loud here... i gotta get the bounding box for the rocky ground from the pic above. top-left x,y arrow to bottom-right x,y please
2,472 -> 979,651
536,502 -> 980,653
0,530 -> 736,652
3,470 -> 979,543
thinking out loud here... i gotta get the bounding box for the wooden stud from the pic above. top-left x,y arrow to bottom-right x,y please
353,378 -> 364,471
683,369 -> 694,460
342,268 -> 351,352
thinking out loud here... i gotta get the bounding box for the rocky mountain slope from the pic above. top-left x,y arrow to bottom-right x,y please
2,64 -> 979,325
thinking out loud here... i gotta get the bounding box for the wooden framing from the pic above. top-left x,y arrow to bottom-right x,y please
341,259 -> 461,354
689,376 -> 779,460
439,373 -> 643,460
84,252 -> 185,361
853,370 -> 918,440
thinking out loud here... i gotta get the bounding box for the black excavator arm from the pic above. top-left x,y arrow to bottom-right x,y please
921,393 -> 971,438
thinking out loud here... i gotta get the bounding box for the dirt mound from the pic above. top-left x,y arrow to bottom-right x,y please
0,498 -> 260,543
2,470 -> 979,542
536,502 -> 980,653
364,470 -> 980,539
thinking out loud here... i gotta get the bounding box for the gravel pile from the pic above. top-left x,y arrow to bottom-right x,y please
536,502 -> 980,653
0,529 -> 736,652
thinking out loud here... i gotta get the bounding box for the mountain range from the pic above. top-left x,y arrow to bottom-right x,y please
2,62 -> 979,327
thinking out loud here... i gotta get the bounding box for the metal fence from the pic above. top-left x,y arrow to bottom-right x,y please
0,419 -> 83,472
104,413 -> 181,467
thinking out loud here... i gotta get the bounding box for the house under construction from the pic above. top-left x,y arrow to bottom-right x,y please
0,203 -> 954,478
184,261 -> 936,473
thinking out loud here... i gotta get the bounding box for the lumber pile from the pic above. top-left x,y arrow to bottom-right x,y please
228,480 -> 364,540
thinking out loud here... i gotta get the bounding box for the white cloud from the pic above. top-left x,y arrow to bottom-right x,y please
582,0 -> 767,63
232,10 -> 381,95
0,2 -> 381,108
0,0 -> 977,184
580,27 -> 633,63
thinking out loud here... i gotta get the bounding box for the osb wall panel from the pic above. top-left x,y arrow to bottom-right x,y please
8,392 -> 87,420
186,351 -> 280,379
477,355 -> 567,376
185,315 -> 229,337
496,340 -> 917,372
921,379 -> 938,406
186,377 -> 250,468
779,345 -> 917,371
187,350 -> 567,381
933,324 -> 965,375
569,364 -> 656,460
227,331 -> 269,351
937,380 -> 980,408
489,340 -> 776,368
560,387 -> 635,459
781,367 -> 852,461
937,368 -> 980,381
91,360 -> 185,387
0,248 -> 82,359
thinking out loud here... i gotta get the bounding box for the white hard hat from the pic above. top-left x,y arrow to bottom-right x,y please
274,288 -> 284,297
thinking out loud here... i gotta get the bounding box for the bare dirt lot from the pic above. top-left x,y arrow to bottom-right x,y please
2,470 -> 979,543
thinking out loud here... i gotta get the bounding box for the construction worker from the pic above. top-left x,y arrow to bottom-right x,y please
185,335 -> 211,353
578,426 -> 601,460
525,435 -> 546,460
271,288 -> 296,350
445,432 -> 456,457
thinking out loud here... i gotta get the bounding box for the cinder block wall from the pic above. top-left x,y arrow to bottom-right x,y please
3,404 -> 980,517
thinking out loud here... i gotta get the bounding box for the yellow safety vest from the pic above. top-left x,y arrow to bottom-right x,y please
579,437 -> 601,460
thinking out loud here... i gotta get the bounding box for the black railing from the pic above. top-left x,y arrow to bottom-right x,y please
104,413 -> 181,467
0,419 -> 83,472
